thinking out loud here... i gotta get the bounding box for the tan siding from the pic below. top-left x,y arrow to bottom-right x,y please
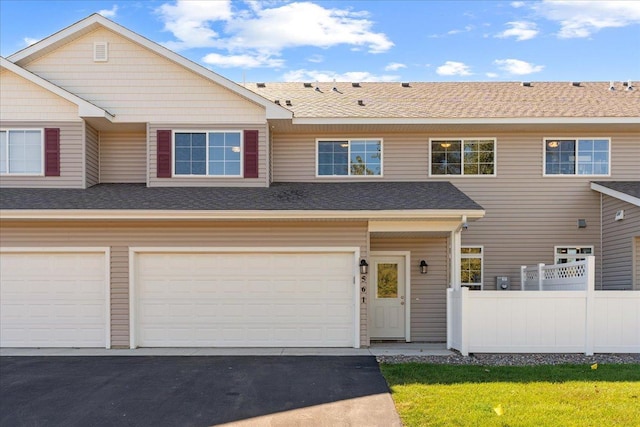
0,121 -> 84,188
110,246 -> 129,348
1,221 -> 369,346
24,28 -> 266,123
635,237 -> 640,291
273,132 -> 640,289
148,123 -> 269,187
370,237 -> 448,342
0,70 -> 79,121
85,123 -> 99,187
99,131 -> 146,183
602,196 -> 640,290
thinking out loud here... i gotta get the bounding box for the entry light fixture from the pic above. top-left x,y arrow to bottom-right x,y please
419,260 -> 429,275
359,259 -> 369,275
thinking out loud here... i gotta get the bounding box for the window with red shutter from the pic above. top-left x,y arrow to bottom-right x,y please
244,130 -> 259,178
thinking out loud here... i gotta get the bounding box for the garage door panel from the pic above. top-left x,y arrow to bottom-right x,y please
0,251 -> 108,348
135,252 -> 355,347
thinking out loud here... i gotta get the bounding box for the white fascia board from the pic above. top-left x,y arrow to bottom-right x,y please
292,117 -> 640,125
0,209 -> 486,221
1,57 -> 114,120
591,183 -> 640,207
8,15 -> 291,120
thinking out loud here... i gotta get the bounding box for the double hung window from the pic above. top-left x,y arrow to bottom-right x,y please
430,139 -> 495,176
174,131 -> 242,176
317,139 -> 382,176
461,247 -> 483,290
544,139 -> 609,175
0,129 -> 43,175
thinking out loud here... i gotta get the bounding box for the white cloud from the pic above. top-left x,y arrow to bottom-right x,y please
202,52 -> 284,69
384,62 -> 406,71
486,72 -> 499,78
158,0 -> 393,58
98,5 -> 118,18
494,59 -> 544,75
307,54 -> 324,63
283,69 -> 400,82
436,61 -> 472,76
496,21 -> 539,41
23,37 -> 39,47
511,1 -> 526,8
534,0 -> 640,38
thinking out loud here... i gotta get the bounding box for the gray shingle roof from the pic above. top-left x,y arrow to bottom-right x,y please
0,182 -> 482,211
592,181 -> 640,199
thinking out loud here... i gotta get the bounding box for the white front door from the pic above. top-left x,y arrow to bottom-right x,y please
369,256 -> 406,339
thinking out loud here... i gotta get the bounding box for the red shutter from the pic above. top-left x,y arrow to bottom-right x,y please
44,128 -> 60,176
243,130 -> 259,178
157,130 -> 172,178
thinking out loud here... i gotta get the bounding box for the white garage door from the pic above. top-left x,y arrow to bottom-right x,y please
0,249 -> 108,348
134,251 -> 356,347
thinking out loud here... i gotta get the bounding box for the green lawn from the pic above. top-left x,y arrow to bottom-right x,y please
379,363 -> 640,427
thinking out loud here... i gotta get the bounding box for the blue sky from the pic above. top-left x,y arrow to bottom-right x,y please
1,0 -> 639,83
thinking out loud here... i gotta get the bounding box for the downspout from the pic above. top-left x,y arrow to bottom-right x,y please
599,192 -> 603,290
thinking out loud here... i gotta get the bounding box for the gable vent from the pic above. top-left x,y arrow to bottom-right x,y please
93,42 -> 108,62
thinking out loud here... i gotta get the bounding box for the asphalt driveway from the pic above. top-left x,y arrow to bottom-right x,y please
0,356 -> 401,426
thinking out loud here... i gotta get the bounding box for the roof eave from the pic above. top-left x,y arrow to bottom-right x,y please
590,182 -> 640,207
291,117 -> 640,125
0,208 -> 486,221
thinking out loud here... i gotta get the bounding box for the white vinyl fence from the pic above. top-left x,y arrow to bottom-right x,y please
447,257 -> 640,355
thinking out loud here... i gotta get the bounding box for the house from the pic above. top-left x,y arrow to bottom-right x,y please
1,14 -> 638,350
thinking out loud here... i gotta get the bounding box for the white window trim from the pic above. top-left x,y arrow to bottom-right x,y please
428,137 -> 497,177
0,128 -> 45,176
461,245 -> 483,290
172,130 -> 244,178
315,138 -> 384,178
542,137 -> 611,177
554,245 -> 595,265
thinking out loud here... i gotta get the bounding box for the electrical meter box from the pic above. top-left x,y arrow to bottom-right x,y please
496,276 -> 510,290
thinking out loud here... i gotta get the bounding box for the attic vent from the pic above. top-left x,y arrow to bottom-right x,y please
352,82 -> 361,88
285,100 -> 292,106
357,100 -> 365,106
571,82 -> 581,87
624,80 -> 634,90
401,82 -> 411,88
93,42 -> 108,62
256,82 -> 266,88
303,82 -> 313,88
609,81 -> 615,91
274,100 -> 280,105
521,82 -> 531,87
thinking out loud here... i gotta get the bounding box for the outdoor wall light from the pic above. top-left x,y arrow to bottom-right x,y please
359,259 -> 369,275
419,260 -> 429,274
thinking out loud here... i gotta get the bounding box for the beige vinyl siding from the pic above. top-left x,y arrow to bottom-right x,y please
0,221 -> 369,346
0,70 -> 79,121
601,196 -> 640,290
148,123 -> 269,187
273,133 -> 639,289
0,121 -> 84,188
23,28 -> 266,123
110,246 -> 129,347
371,237 -> 448,342
635,237 -> 640,290
99,131 -> 146,183
85,123 -> 99,187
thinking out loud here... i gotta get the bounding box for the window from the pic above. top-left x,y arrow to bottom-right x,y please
0,129 -> 43,175
174,131 -> 241,176
544,138 -> 609,175
554,246 -> 594,264
317,139 -> 382,176
461,247 -> 483,290
430,139 -> 495,176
